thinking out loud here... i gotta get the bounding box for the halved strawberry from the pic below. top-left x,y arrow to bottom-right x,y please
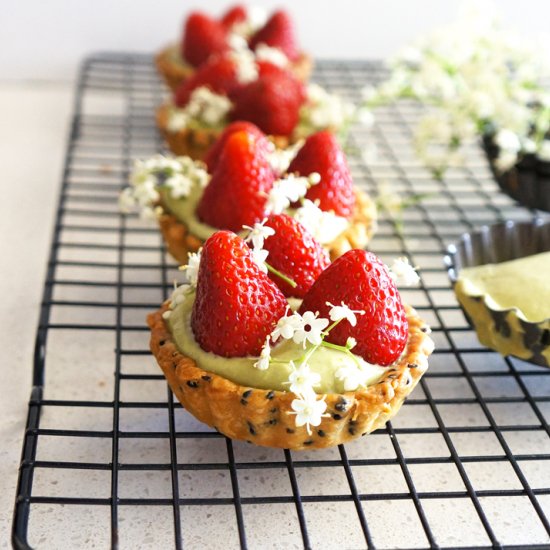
220,5 -> 247,29
191,231 -> 287,357
204,121 -> 267,173
299,250 -> 408,366
174,54 -> 241,107
196,130 -> 274,231
262,214 -> 330,298
182,12 -> 228,68
230,69 -> 305,136
249,10 -> 299,61
288,131 -> 356,218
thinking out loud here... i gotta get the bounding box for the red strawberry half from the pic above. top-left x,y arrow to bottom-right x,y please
220,5 -> 248,29
249,10 -> 299,61
204,121 -> 267,173
174,54 -> 241,107
230,69 -> 305,136
299,250 -> 408,366
182,12 -> 228,68
288,131 -> 356,218
191,231 -> 287,357
196,129 -> 274,232
262,214 -> 330,298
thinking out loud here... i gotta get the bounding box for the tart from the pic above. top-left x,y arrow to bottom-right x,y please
156,7 -> 312,93
156,50 -> 356,160
120,127 -> 377,264
445,220 -> 550,366
148,231 -> 433,450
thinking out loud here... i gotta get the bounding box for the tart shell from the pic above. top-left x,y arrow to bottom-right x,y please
157,188 -> 378,265
155,44 -> 313,94
148,303 -> 433,450
156,103 -> 291,160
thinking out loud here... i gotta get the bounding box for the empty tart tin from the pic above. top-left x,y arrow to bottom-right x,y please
482,135 -> 550,213
445,219 -> 550,367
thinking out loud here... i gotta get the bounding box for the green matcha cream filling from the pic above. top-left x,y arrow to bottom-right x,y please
456,251 -> 550,322
167,293 -> 387,394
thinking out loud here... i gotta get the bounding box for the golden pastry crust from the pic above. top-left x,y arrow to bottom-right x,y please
155,45 -> 313,93
155,45 -> 196,93
156,103 -> 292,160
157,188 -> 377,265
148,304 -> 433,450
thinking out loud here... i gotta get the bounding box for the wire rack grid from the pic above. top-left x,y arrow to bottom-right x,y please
11,53 -> 550,550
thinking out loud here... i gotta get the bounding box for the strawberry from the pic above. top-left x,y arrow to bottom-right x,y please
220,5 -> 247,29
299,250 -> 408,366
182,12 -> 228,68
249,10 -> 299,61
196,130 -> 274,232
288,131 -> 356,218
174,54 -> 241,107
204,121 -> 267,173
230,70 -> 305,136
191,231 -> 287,357
262,214 -> 330,298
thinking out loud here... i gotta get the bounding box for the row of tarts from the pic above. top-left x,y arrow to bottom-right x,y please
119,6 -> 549,451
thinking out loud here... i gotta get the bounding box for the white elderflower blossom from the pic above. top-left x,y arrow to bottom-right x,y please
303,83 -> 356,131
293,199 -> 349,244
287,361 -> 321,395
266,140 -> 304,175
335,364 -> 370,392
242,219 -> 275,250
179,250 -> 202,287
326,302 -> 365,326
389,257 -> 421,287
289,391 -> 328,435
271,310 -> 304,342
250,246 -> 269,273
168,87 -> 232,131
266,173 -> 318,214
255,43 -> 288,67
254,337 -> 271,370
292,311 -> 329,348
230,48 -> 258,84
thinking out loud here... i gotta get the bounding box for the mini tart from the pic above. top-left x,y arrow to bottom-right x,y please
148,303 -> 433,450
155,44 -> 313,93
446,220 -> 550,367
157,188 -> 378,265
156,103 -> 291,160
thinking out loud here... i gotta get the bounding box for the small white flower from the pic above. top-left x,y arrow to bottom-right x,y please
287,361 -> 321,395
494,150 -> 518,172
292,311 -> 329,348
389,257 -> 420,287
118,187 -> 135,213
335,364 -> 369,392
346,337 -> 357,350
255,43 -> 288,67
254,337 -> 271,370
165,173 -> 193,199
326,301 -> 365,327
265,174 -> 311,214
250,246 -> 269,273
266,140 -> 303,174
230,48 -> 258,84
293,199 -> 349,244
162,310 -> 172,320
289,391 -> 328,435
271,310 -> 303,341
242,219 -> 275,250
167,110 -> 188,132
495,129 -> 521,152
180,250 -> 202,286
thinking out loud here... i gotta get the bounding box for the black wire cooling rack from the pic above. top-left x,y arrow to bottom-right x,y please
12,53 -> 550,550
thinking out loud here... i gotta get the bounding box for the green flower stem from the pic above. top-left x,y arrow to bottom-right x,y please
266,263 -> 297,288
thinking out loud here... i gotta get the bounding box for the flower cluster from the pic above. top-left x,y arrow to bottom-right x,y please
293,199 -> 349,244
119,155 -> 210,219
242,218 -> 275,273
365,2 -> 550,176
266,172 -> 320,214
256,302 -> 373,434
168,87 -> 233,131
296,83 -> 373,139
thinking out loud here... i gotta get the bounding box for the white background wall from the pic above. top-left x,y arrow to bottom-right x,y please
1,0 -> 550,83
